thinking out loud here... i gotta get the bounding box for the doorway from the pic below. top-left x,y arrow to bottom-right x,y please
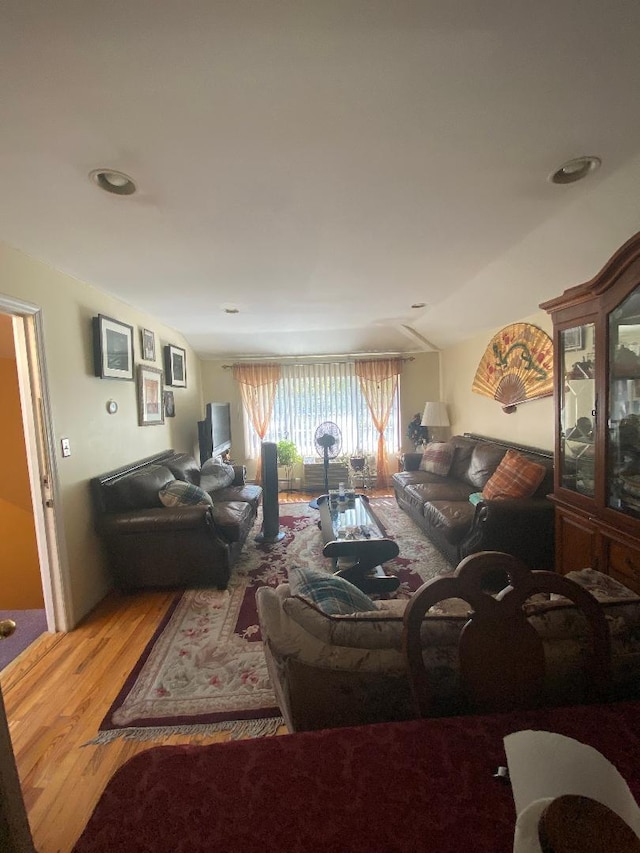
0,296 -> 69,642
0,294 -> 68,851
0,313 -> 45,666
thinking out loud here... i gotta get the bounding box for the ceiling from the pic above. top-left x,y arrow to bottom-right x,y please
2,1 -> 640,359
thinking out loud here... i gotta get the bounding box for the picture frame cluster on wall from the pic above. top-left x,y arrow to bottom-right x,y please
141,328 -> 156,361
93,315 -> 134,380
163,390 -> 176,418
92,315 -> 186,424
164,344 -> 187,387
138,365 -> 164,426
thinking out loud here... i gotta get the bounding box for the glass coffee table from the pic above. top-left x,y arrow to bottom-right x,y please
317,493 -> 400,594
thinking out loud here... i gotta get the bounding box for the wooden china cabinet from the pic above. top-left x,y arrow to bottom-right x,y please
541,230 -> 640,595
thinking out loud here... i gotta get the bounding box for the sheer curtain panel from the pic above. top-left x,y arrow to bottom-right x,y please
355,358 -> 404,488
241,362 -> 401,471
232,363 -> 282,482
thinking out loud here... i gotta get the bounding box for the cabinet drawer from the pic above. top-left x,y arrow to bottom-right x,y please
607,541 -> 640,593
555,508 -> 598,574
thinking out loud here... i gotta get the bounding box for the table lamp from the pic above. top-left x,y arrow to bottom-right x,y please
421,401 -> 450,442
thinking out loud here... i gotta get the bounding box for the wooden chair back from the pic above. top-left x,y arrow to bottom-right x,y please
402,551 -> 612,716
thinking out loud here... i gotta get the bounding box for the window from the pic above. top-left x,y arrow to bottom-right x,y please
243,362 -> 400,458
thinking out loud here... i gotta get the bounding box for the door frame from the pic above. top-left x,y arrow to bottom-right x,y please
0,684 -> 35,852
0,293 -> 69,632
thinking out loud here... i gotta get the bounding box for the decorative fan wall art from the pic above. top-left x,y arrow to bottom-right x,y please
472,323 -> 553,413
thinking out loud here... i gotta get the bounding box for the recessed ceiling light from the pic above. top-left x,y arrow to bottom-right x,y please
549,156 -> 601,185
411,303 -> 427,309
89,169 -> 137,195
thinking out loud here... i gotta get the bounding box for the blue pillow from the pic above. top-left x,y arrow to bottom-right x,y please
288,566 -> 376,615
469,492 -> 484,506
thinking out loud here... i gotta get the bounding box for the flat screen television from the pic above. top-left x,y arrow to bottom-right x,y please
198,402 -> 232,464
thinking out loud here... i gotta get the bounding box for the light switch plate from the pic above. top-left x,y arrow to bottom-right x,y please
61,438 -> 71,457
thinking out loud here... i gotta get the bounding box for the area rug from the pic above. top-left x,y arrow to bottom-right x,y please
93,499 -> 453,744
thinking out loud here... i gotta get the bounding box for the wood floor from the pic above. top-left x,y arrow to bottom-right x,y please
2,489 -> 390,853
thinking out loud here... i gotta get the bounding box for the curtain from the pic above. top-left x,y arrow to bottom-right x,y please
355,358 -> 404,487
243,362 -> 401,462
232,363 -> 282,481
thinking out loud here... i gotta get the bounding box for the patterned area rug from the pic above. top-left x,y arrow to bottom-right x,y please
93,499 -> 453,743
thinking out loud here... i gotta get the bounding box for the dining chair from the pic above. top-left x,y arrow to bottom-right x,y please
402,551 -> 612,716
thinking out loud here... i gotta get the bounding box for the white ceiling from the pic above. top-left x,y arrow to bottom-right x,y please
2,1 -> 640,358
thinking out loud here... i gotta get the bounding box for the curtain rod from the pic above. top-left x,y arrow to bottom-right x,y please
221,355 -> 415,369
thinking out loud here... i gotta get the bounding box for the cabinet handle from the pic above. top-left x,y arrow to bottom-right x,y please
624,556 -> 640,577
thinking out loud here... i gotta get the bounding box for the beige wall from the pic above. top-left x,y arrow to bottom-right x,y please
441,310 -> 554,450
0,242 -> 204,626
399,352 -> 442,451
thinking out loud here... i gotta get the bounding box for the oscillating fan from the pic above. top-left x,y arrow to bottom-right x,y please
309,421 -> 342,509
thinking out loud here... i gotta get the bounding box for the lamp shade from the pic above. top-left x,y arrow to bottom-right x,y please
421,401 -> 449,428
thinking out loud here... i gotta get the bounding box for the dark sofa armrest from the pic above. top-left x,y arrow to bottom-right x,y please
101,505 -> 214,534
402,452 -> 423,472
232,464 -> 247,486
463,497 -> 555,569
475,497 -> 553,523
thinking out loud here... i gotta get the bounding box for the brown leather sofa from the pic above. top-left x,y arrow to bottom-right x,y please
392,433 -> 554,570
91,450 -> 262,591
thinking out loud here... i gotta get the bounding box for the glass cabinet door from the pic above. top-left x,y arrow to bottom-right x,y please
609,284 -> 640,513
560,324 -> 595,496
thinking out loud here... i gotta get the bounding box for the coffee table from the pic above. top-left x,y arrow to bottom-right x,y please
316,493 -> 400,594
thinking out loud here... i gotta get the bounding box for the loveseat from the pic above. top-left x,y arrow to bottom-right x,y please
257,565 -> 640,732
392,433 -> 555,569
91,450 -> 262,591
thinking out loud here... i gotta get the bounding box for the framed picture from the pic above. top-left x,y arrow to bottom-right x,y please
164,344 -> 187,387
137,366 -> 164,426
164,390 -> 176,418
563,326 -> 584,352
93,315 -> 134,380
141,328 -> 156,361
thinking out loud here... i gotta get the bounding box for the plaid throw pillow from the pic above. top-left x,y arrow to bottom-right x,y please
288,566 -> 376,615
482,449 -> 546,501
418,442 -> 454,477
158,480 -> 213,507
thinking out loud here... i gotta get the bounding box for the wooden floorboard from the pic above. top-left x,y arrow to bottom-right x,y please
3,489 -> 391,853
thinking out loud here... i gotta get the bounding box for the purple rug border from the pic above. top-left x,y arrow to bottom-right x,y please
0,609 -> 48,670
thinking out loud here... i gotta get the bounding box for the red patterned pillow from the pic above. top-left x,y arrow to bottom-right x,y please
482,449 -> 546,501
418,442 -> 454,477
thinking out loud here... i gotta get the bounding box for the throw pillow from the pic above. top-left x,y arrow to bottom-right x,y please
288,565 -> 376,616
200,456 -> 235,491
481,449 -> 546,501
418,442 -> 454,477
158,480 -> 213,507
468,492 -> 484,506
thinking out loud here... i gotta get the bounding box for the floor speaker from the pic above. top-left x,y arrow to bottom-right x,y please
255,441 -> 284,543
